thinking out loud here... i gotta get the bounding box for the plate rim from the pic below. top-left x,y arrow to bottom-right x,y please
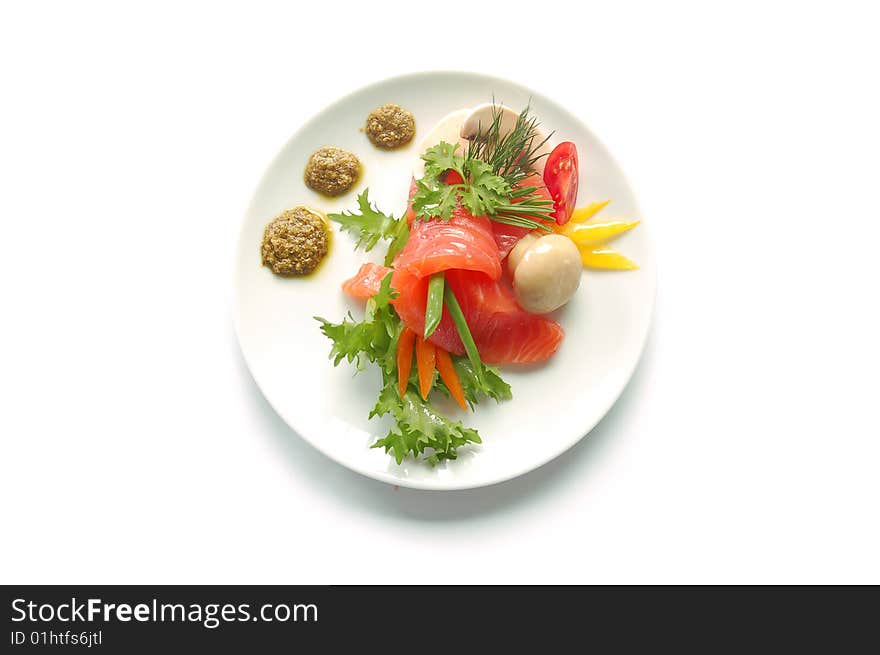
233,69 -> 656,491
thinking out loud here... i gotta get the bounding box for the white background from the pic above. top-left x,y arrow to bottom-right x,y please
1,1 -> 878,584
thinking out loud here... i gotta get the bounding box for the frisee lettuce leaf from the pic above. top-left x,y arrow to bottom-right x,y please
315,273 -> 399,372
327,189 -> 409,266
370,381 -> 481,465
452,358 -> 512,409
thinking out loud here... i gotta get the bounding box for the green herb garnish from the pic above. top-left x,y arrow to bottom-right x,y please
327,189 -> 409,266
466,101 -> 553,187
410,102 -> 555,230
411,143 -> 554,230
423,272 -> 445,339
443,284 -> 485,386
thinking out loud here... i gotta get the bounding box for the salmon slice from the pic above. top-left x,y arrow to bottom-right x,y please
341,265 -> 563,364
440,269 -> 563,364
395,200 -> 502,281
341,262 -> 390,299
491,223 -> 533,260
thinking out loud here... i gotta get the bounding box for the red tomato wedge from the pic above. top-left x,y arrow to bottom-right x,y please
543,142 -> 579,225
443,170 -> 464,185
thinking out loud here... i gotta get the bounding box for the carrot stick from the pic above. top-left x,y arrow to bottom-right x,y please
396,327 -> 416,399
415,335 -> 436,400
435,348 -> 467,411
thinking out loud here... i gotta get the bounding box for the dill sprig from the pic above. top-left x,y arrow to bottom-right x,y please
464,101 -> 555,226
466,101 -> 554,188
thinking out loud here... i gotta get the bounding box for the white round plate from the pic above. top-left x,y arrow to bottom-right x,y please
234,71 -> 655,490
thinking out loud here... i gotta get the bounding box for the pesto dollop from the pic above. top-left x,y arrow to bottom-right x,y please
261,206 -> 329,276
365,103 -> 415,149
304,146 -> 360,197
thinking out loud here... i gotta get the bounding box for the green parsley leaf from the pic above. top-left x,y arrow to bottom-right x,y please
457,183 -> 504,218
421,142 -> 463,179
410,178 -> 460,221
465,158 -> 511,196
457,159 -> 512,217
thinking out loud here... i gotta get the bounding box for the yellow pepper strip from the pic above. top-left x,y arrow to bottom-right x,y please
579,246 -> 639,270
571,200 -> 611,223
564,220 -> 640,246
552,200 -> 611,233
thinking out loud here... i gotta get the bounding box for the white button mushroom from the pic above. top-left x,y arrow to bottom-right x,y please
510,234 -> 582,314
460,103 -> 552,175
460,103 -> 521,141
507,232 -> 539,274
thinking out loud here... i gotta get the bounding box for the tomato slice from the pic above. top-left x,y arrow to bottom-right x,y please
443,169 -> 464,185
543,142 -> 579,225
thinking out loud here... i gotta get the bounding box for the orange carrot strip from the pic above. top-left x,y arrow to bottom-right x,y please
435,348 -> 467,411
396,328 -> 416,399
415,335 -> 436,400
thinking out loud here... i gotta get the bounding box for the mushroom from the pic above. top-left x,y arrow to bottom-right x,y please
507,232 -> 539,274
460,103 -> 552,175
460,102 -> 521,141
509,234 -> 582,314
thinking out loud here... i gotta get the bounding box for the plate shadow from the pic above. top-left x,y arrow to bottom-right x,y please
235,323 -> 655,522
